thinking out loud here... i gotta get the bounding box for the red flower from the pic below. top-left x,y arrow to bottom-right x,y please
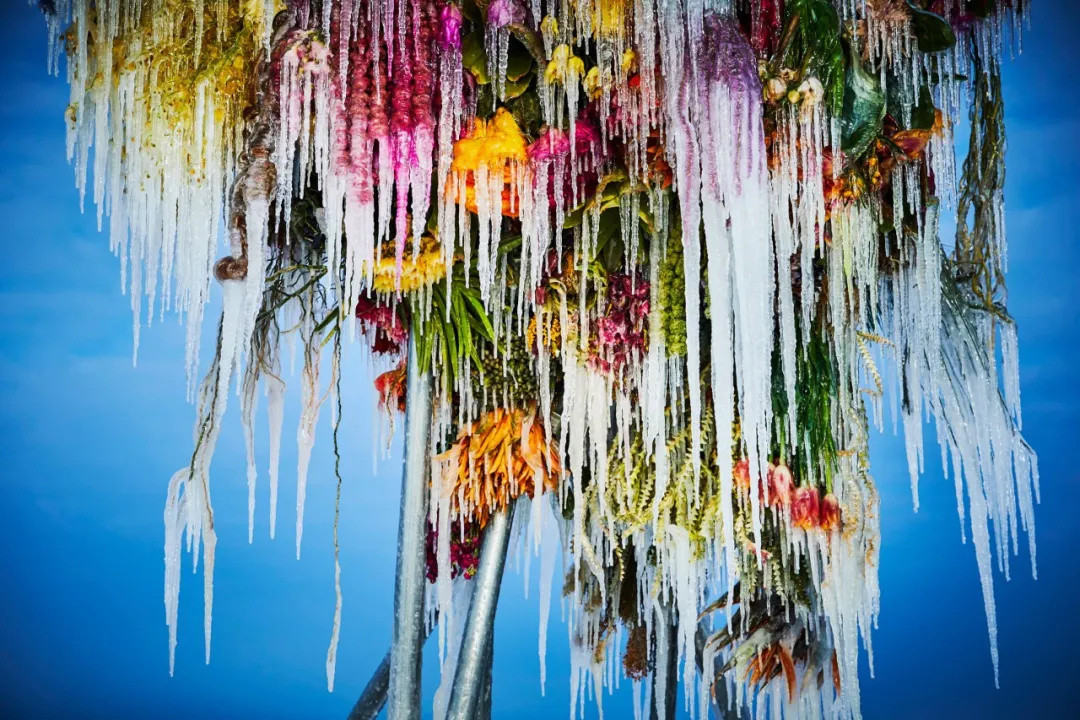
374,362 -> 408,413
356,294 -> 407,355
733,458 -> 752,491
767,463 -> 795,508
791,486 -> 821,530
820,493 -> 841,532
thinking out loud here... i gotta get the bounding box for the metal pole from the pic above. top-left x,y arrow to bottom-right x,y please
476,630 -> 494,720
347,620 -> 437,720
649,606 -> 678,720
386,333 -> 432,720
347,652 -> 389,720
445,505 -> 513,720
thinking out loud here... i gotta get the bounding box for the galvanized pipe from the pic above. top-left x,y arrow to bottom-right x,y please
445,505 -> 513,720
649,606 -> 678,720
386,334 -> 432,720
347,618 -> 437,720
346,652 -> 389,720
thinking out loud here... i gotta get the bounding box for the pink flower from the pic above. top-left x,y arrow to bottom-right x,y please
820,493 -> 841,532
791,486 -> 821,530
487,0 -> 525,28
767,463 -> 795,508
589,273 -> 649,373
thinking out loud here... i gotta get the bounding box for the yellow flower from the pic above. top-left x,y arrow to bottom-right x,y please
371,234 -> 446,293
449,109 -> 527,216
544,44 -> 586,86
584,67 -> 603,100
450,109 -> 528,172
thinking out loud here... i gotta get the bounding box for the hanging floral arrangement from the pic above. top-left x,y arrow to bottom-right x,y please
37,0 -> 1038,717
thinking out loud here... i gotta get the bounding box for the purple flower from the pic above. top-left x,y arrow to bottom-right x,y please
487,0 -> 525,28
702,13 -> 759,92
438,3 -> 463,52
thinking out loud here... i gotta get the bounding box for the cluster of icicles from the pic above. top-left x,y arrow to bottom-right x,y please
45,0 -> 1038,718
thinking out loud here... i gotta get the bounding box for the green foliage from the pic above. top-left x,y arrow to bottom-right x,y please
906,2 -> 958,54
658,227 -> 687,358
840,38 -> 886,160
411,266 -> 495,393
783,0 -> 846,114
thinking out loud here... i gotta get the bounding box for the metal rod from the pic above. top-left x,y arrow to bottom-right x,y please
346,652 -> 389,720
649,605 -> 678,720
476,629 -> 494,720
445,505 -> 513,720
386,333 -> 432,720
347,619 -> 436,720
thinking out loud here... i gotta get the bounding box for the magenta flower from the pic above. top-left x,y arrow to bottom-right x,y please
438,3 -> 463,51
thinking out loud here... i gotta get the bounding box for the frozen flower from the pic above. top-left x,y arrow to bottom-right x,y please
820,493 -> 841,532
590,273 -> 649,373
437,3 -> 463,52
791,486 -> 821,530
584,67 -> 603,99
436,409 -> 560,527
545,44 -> 586,86
371,233 -> 446,293
734,458 -> 752,491
374,362 -> 408,413
527,117 -> 604,205
798,77 -> 825,106
767,463 -> 795,508
766,76 -> 788,102
356,295 -> 408,355
450,109 -> 528,216
487,0 -> 525,28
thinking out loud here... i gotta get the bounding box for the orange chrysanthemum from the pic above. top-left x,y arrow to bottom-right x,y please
436,408 -> 560,527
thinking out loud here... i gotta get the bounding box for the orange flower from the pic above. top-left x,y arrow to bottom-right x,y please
819,493 -> 841,532
449,109 -> 528,217
436,408 -> 560,527
374,362 -> 408,413
791,486 -> 821,531
733,458 -> 752,492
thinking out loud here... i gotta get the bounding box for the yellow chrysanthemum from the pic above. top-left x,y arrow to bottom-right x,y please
449,109 -> 527,216
371,234 -> 447,293
450,109 -> 528,172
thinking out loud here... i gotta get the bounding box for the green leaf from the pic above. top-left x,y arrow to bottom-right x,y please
459,288 -> 495,341
840,39 -> 886,160
906,2 -> 957,53
462,31 -> 490,85
506,91 -> 543,137
505,41 -> 534,82
506,23 -> 547,65
502,74 -> 533,101
966,0 -> 996,19
911,85 -> 937,130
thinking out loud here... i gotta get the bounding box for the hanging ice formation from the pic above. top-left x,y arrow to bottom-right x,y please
41,0 -> 1038,716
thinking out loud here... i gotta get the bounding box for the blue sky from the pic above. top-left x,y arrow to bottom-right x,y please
1,2 -> 1077,718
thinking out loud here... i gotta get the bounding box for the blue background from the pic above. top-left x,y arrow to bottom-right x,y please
1,3 -> 1077,718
